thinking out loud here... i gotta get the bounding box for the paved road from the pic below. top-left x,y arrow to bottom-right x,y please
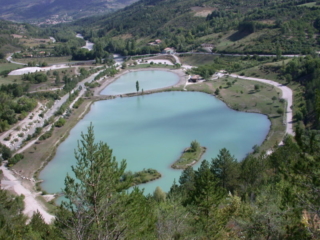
76,33 -> 94,51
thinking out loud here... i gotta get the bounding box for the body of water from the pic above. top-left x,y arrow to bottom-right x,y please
40,91 -> 270,195
100,70 -> 180,95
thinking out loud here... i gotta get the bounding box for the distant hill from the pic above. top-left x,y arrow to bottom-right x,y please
65,0 -> 320,55
0,0 -> 139,24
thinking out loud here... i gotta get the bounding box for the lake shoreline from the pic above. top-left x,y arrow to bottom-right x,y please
94,67 -> 188,97
12,66 -> 278,212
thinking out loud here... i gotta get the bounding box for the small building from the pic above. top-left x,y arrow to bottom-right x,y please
39,51 -> 46,55
155,39 -> 162,44
162,47 -> 175,54
189,75 -> 201,83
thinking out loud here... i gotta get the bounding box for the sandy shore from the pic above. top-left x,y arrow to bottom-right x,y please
94,67 -> 188,96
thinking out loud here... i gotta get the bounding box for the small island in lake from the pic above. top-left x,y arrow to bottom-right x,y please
123,168 -> 161,186
172,140 -> 206,169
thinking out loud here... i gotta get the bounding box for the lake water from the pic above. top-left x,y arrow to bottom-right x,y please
100,70 -> 180,95
40,91 -> 270,195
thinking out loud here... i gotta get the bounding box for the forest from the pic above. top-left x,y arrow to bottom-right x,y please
43,0 -> 320,56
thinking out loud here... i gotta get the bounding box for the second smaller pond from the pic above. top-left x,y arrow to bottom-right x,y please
100,70 -> 180,95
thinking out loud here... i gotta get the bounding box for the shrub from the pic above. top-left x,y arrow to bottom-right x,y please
55,117 -> 66,127
8,153 -> 24,165
277,108 -> 284,114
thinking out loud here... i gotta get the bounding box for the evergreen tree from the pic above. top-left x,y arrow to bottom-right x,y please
187,160 -> 225,238
211,148 -> 239,192
56,124 -> 153,239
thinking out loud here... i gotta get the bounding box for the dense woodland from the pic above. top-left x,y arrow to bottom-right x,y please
45,0 -> 320,56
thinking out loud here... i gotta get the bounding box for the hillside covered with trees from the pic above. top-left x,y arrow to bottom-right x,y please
0,0 -> 139,24
52,0 -> 320,56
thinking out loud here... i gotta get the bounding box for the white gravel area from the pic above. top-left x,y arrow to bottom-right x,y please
140,59 -> 174,65
0,164 -> 54,224
9,64 -> 69,75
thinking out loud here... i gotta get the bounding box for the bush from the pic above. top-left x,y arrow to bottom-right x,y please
277,108 -> 284,114
8,153 -> 24,165
39,130 -> 53,140
1,144 -> 12,160
55,117 -> 66,127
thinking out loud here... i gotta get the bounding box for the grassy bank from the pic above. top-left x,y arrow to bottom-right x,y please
186,77 -> 286,153
131,169 -> 161,185
172,146 -> 206,169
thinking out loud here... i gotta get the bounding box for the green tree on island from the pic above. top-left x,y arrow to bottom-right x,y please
136,80 -> 139,92
190,140 -> 200,152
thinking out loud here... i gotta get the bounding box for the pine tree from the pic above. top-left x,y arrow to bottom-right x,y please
57,123 -> 153,239
211,148 -> 239,192
188,160 -> 225,238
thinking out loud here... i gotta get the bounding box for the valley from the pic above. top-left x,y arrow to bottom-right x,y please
0,0 -> 320,238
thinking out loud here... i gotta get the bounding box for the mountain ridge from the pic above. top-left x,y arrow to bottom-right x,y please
0,0 -> 139,24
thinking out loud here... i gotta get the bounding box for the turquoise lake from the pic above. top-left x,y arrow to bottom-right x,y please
100,70 -> 180,95
40,91 -> 270,195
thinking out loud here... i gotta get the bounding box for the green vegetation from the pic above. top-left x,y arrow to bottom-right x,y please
7,153 -> 24,166
123,168 -> 161,185
0,84 -> 36,132
22,72 -> 48,83
172,140 -> 206,169
72,98 -> 84,109
54,117 -> 66,127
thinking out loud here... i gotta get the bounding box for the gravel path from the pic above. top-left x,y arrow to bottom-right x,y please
0,164 -> 54,224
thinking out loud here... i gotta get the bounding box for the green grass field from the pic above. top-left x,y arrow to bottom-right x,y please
234,59 -> 304,129
180,54 -> 217,66
0,63 -> 22,72
12,56 -> 74,64
234,59 -> 292,81
298,2 -> 320,8
0,75 -> 23,85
